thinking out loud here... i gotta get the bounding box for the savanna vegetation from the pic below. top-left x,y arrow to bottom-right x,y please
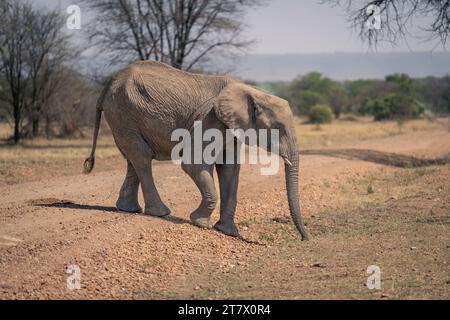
1,0 -> 449,145
261,72 -> 450,124
0,0 -> 263,144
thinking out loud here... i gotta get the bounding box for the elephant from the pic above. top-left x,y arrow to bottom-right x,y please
83,61 -> 309,241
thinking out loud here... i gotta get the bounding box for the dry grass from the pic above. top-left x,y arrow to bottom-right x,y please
295,116 -> 448,148
1,117 -> 447,166
243,165 -> 449,246
0,124 -> 120,185
0,123 -> 119,167
199,165 -> 450,299
316,165 -> 448,229
0,136 -> 118,166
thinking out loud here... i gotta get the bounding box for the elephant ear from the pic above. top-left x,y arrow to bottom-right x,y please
214,82 -> 263,130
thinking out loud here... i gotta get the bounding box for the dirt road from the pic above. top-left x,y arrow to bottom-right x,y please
0,129 -> 449,299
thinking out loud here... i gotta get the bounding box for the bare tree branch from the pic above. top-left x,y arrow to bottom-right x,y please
84,0 -> 265,70
321,0 -> 450,48
0,0 -> 75,142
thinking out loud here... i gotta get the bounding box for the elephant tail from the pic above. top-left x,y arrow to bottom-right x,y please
83,84 -> 109,174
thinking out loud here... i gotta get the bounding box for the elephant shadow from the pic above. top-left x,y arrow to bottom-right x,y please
32,199 -> 190,225
31,198 -> 265,244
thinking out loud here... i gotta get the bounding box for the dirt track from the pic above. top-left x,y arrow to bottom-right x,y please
0,129 -> 449,299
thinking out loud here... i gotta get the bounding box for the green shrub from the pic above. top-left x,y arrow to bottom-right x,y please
410,100 -> 425,118
358,97 -> 376,115
291,90 -> 327,115
372,97 -> 392,121
308,104 -> 333,124
359,95 -> 425,121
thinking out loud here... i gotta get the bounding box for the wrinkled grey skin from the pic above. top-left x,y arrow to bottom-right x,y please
84,61 -> 309,240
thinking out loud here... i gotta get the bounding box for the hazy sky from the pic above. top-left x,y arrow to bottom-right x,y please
35,0 -> 442,54
247,0 -> 365,54
245,0 -> 439,54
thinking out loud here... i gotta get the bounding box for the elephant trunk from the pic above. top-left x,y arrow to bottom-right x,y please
282,133 -> 309,241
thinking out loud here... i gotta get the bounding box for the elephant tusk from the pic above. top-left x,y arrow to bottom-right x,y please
282,157 -> 293,166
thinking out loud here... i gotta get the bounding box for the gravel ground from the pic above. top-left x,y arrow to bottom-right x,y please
0,129 -> 449,299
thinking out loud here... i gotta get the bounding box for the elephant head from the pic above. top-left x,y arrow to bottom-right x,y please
214,82 -> 309,240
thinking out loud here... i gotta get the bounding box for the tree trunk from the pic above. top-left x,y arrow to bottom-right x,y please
32,117 -> 39,137
14,120 -> 20,144
13,105 -> 20,144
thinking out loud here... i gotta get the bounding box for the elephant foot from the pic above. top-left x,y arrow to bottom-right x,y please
116,199 -> 142,213
144,203 -> 171,217
214,220 -> 240,237
190,211 -> 211,229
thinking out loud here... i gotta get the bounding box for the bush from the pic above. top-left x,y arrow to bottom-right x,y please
359,95 -> 425,121
358,97 -> 375,115
308,104 -> 333,124
372,97 -> 392,121
291,90 -> 326,115
410,100 -> 425,118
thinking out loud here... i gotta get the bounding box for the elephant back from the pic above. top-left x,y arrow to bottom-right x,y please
111,61 -> 230,129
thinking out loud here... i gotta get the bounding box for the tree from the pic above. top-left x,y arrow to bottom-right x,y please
291,72 -> 333,93
308,104 -> 334,124
323,0 -> 450,47
0,1 -> 33,143
288,72 -> 348,118
359,73 -> 425,120
85,0 -> 263,70
418,75 -> 450,115
27,9 -> 75,137
0,1 -> 74,142
328,85 -> 349,118
345,79 -> 390,114
291,90 -> 327,115
40,68 -> 100,139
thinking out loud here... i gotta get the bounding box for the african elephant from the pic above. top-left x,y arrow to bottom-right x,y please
84,61 -> 309,240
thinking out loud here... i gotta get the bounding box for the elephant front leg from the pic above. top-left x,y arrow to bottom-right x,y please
182,164 -> 217,229
116,161 -> 142,213
214,163 -> 241,237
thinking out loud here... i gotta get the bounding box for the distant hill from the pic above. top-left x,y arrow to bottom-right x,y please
230,52 -> 450,81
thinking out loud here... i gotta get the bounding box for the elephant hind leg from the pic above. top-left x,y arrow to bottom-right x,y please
138,160 -> 171,217
115,133 -> 170,217
116,160 -> 142,213
182,163 -> 217,229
